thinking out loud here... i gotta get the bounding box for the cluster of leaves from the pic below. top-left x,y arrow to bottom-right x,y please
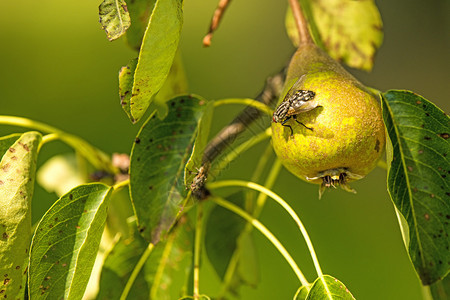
0,0 -> 448,299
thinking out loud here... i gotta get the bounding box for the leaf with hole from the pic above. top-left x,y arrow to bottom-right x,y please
127,0 -> 183,123
286,0 -> 383,70
28,183 -> 112,299
99,0 -> 131,41
129,95 -> 207,244
0,132 -> 41,300
382,90 -> 450,285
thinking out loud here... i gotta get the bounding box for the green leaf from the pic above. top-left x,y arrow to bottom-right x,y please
129,95 -> 207,243
96,218 -> 193,300
179,296 -> 211,300
184,101 -> 213,187
154,51 -> 189,117
205,195 -> 246,279
120,52 -> 189,122
119,58 -> 138,121
28,183 -> 112,299
0,132 -> 41,300
128,0 -> 184,123
99,0 -> 131,41
286,0 -> 383,71
204,193 -> 259,296
382,90 -> 450,285
125,0 -> 157,50
426,275 -> 450,300
294,285 -> 310,300
304,275 -> 355,300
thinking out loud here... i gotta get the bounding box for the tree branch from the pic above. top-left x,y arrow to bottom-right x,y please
190,70 -> 285,199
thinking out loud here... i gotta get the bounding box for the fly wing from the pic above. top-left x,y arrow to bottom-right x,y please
286,89 -> 318,115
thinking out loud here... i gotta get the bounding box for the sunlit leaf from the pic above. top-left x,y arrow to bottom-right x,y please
304,275 -> 355,299
129,95 -> 207,243
154,51 -> 189,119
293,285 -> 309,300
286,0 -> 383,70
28,183 -> 112,299
37,153 -> 85,197
119,58 -> 138,121
0,132 -> 41,300
128,0 -> 183,123
382,90 -> 450,285
120,52 -> 189,122
96,217 -> 193,300
125,0 -> 157,50
99,0 -> 131,41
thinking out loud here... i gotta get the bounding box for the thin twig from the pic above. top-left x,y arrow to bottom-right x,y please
193,202 -> 204,299
212,196 -> 310,288
203,0 -> 232,47
288,0 -> 313,45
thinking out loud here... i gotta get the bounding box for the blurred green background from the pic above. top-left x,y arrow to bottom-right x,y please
0,0 -> 448,299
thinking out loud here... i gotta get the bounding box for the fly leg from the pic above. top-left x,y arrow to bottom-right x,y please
293,115 -> 313,131
281,117 -> 294,136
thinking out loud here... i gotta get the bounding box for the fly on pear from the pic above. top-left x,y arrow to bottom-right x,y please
272,77 -> 319,135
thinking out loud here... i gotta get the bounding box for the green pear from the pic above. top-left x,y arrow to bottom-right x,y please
271,42 -> 385,197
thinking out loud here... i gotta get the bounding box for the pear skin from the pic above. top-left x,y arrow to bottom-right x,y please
271,43 -> 385,191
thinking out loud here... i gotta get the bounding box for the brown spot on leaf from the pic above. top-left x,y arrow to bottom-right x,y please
439,133 -> 449,139
418,150 -> 424,154
15,266 -> 20,270
3,278 -> 10,285
424,136 -> 431,140
69,194 -> 73,200
407,166 -> 413,172
8,148 -> 15,153
416,100 -> 422,105
424,213 -> 430,220
0,180 -> 3,185
2,163 -> 10,172
18,142 -> 29,151
135,137 -> 141,144
2,232 -> 8,240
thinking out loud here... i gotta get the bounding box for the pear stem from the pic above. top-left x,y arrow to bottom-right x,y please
288,0 -> 313,45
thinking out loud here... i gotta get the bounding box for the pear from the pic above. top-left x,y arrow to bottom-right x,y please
271,42 -> 385,197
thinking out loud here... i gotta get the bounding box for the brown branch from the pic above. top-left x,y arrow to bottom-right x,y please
191,70 -> 285,199
288,0 -> 313,45
203,0 -> 232,47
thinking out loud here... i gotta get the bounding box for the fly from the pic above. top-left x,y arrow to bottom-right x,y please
272,77 -> 319,135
